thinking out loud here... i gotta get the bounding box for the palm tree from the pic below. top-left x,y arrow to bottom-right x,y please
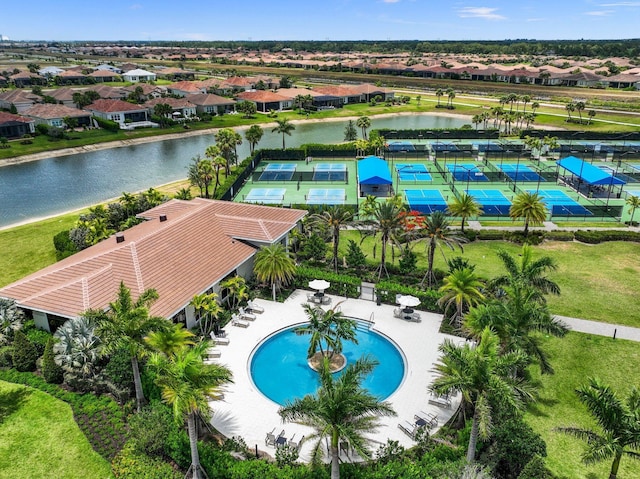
356,116 -> 371,140
447,193 -> 483,233
53,315 -> 102,379
253,244 -> 296,301
219,275 -> 249,310
245,125 -> 264,154
271,119 -> 295,149
430,327 -> 533,463
566,102 -> 575,122
626,195 -> 640,226
531,101 -> 540,113
174,187 -> 192,200
119,192 -> 138,217
214,128 -> 238,174
95,282 -> 169,412
309,206 -> 353,272
145,323 -> 195,356
575,101 -> 586,124
435,88 -> 444,107
279,356 -> 396,479
0,298 -> 24,345
509,192 -> 547,236
521,95 -> 531,113
446,88 -> 456,108
438,268 -> 485,328
355,138 -> 369,157
420,211 -> 466,288
588,109 -> 597,125
557,377 -> 640,479
189,292 -> 221,338
149,342 -> 233,479
296,304 -> 334,358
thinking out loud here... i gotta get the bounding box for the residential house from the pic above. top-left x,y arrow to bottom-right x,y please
276,88 -> 341,110
145,97 -> 197,118
122,83 -> 164,101
22,104 -> 92,128
605,73 -> 640,90
157,67 -> 195,81
167,80 -> 207,97
55,70 -> 88,85
86,85 -> 129,100
0,90 -> 40,113
88,70 -> 121,83
94,64 -> 122,74
44,87 -> 78,107
350,83 -> 395,102
235,90 -> 292,113
312,85 -> 365,105
38,66 -> 65,78
0,111 -> 35,139
185,93 -> 236,115
560,71 -> 604,88
84,99 -> 150,127
122,68 -> 156,83
0,199 -> 306,331
9,71 -> 47,88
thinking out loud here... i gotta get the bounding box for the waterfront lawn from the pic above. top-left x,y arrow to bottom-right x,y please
525,333 -> 640,479
339,231 -> 640,326
0,381 -> 111,479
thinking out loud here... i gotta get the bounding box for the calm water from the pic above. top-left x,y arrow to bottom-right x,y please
250,321 -> 405,405
0,114 -> 465,227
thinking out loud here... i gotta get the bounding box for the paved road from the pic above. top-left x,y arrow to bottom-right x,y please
557,315 -> 640,342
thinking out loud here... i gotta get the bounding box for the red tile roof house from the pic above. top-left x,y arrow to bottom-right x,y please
157,67 -> 195,81
22,104 -> 92,128
84,99 -> 153,129
0,89 -> 41,113
145,97 -> 197,119
177,93 -> 236,116
54,69 -> 89,85
0,199 -> 306,332
235,90 -> 292,113
167,81 -> 208,97
9,71 -> 47,88
0,111 -> 35,139
88,69 -> 121,83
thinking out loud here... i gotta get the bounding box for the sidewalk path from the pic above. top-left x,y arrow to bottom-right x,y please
556,315 -> 640,342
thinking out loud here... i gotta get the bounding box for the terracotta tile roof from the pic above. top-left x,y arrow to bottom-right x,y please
158,67 -> 191,75
9,71 -> 45,80
57,70 -> 87,78
236,91 -> 289,102
0,199 -> 306,320
22,104 -> 90,120
275,88 -> 322,99
88,70 -> 119,78
86,85 -> 128,99
312,85 -> 362,97
222,76 -> 255,87
187,93 -> 235,106
168,81 -> 206,93
145,97 -> 195,109
86,99 -> 147,113
122,83 -> 162,95
0,90 -> 40,103
0,111 -> 34,125
45,87 -> 77,102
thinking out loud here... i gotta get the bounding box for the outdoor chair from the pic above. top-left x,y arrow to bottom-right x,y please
246,300 -> 264,314
407,312 -> 421,323
393,308 -> 403,319
398,420 -> 420,439
210,332 -> 230,345
289,435 -> 304,451
275,430 -> 287,448
415,411 -> 438,428
428,393 -> 452,408
265,428 -> 276,447
231,316 -> 250,328
206,348 -> 221,358
238,308 -> 256,321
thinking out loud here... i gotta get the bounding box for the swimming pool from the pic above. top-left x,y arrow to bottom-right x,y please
249,321 -> 406,405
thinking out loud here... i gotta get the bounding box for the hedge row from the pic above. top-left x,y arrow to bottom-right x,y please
92,116 -> 120,132
463,229 -> 640,245
376,280 -> 443,313
294,266 -> 361,298
573,229 -> 640,244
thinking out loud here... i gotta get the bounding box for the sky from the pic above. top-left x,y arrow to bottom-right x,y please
1,0 -> 639,42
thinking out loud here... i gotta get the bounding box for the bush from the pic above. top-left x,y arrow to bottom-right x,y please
293,266 -> 361,298
11,330 -> 39,372
574,229 -> 640,244
505,231 -> 544,245
24,327 -> 51,357
112,442 -> 182,479
376,280 -> 443,313
93,115 -> 120,132
476,230 -> 506,241
104,346 -> 134,394
517,454 -> 552,479
544,230 -> 574,241
53,229 -> 78,260
42,338 -> 64,384
0,346 -> 13,367
345,239 -> 367,270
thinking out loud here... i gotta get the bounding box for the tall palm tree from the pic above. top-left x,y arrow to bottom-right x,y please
95,282 -> 169,412
245,124 -> 264,154
447,193 -> 483,233
189,292 -> 221,338
509,192 -> 547,236
279,356 -> 396,479
355,138 -> 369,157
420,211 -> 466,288
438,267 -> 485,329
219,275 -> 249,310
214,128 -> 237,175
558,377 -> 640,479
296,304 -> 335,358
145,323 -> 195,356
575,101 -> 586,124
446,88 -> 456,108
430,327 -> 533,463
309,206 -> 353,272
626,195 -> 640,226
356,116 -> 371,140
435,88 -> 444,107
253,244 -> 296,301
271,119 -> 295,149
566,102 -> 575,121
149,342 -> 233,479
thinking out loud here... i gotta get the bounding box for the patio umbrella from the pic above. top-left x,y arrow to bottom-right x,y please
397,295 -> 420,313
308,279 -> 330,292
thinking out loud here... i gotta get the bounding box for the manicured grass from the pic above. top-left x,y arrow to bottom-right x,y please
339,231 -> 640,326
525,333 -> 640,479
0,381 -> 111,479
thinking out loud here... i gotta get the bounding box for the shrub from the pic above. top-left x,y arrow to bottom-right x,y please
505,231 -> 544,245
293,266 -> 361,298
345,239 -> 367,270
544,230 -> 574,241
93,115 -> 120,132
42,338 -> 64,384
376,280 -> 443,313
517,454 -> 552,479
11,330 -> 39,372
0,346 -> 13,367
300,233 -> 328,262
53,229 -> 78,260
104,346 -> 134,394
476,230 -> 507,241
112,442 -> 182,479
23,321 -> 51,357
127,401 -> 180,458
574,229 -> 640,244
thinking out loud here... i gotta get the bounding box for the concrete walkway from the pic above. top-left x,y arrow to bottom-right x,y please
557,315 -> 640,342
466,220 -> 640,233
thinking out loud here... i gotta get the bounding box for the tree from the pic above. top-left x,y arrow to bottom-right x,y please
279,356 -> 396,479
244,124 -> 264,154
53,315 -> 102,380
588,109 -> 597,125
435,88 -> 444,107
447,193 -> 483,233
204,145 -> 225,196
430,327 -> 533,463
558,377 -> 640,479
345,239 -> 367,270
220,275 -> 249,310
95,282 -> 169,412
174,187 -> 192,200
421,211 -> 466,288
626,195 -> 640,225
63,116 -> 78,130
145,323 -> 195,357
236,100 -> 256,118
309,206 -> 353,273
509,192 -> 547,236
565,102 -> 575,121
356,116 -> 371,140
11,330 -> 38,372
149,341 -> 232,479
193,156 -> 214,199
253,244 -> 296,301
271,119 -> 295,149
42,337 -> 64,383
344,120 -> 357,141
153,103 -> 173,127
438,268 -> 485,329
575,101 -> 586,124
531,101 -> 540,113
0,298 -> 24,345
189,292 -> 221,338
295,304 -> 337,359
446,87 -> 456,108
214,128 -> 240,175
279,76 -> 294,89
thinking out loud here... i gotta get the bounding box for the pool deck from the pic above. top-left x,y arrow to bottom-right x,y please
210,289 -> 463,462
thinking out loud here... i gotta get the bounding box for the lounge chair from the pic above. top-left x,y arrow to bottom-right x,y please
275,429 -> 287,447
289,435 -> 304,451
265,428 -> 276,447
246,300 -> 264,314
210,332 -> 230,345
206,348 -> 221,358
415,411 -> 438,428
398,420 -> 420,439
238,308 -> 256,321
428,393 -> 452,408
393,308 -> 403,319
407,312 -> 421,323
231,316 -> 250,328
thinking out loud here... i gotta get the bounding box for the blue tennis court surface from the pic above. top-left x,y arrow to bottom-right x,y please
467,189 -> 512,215
627,190 -> 640,198
313,163 -> 347,181
499,164 -> 544,182
404,189 -> 448,214
447,164 -> 488,182
432,143 -> 459,152
396,164 -> 432,181
260,163 -> 296,181
528,189 -> 592,216
306,188 -> 346,205
387,141 -> 416,152
477,142 -> 504,153
244,188 -> 286,204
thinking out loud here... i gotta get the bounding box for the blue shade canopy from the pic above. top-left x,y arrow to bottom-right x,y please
556,156 -> 626,186
357,156 -> 392,185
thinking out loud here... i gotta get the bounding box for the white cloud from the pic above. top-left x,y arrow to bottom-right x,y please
457,7 -> 506,20
382,0 -> 401,3
584,9 -> 614,15
599,2 -> 640,6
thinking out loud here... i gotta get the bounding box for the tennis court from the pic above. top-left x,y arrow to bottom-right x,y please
499,164 -> 544,182
258,163 -> 296,181
432,143 -> 459,153
467,189 -> 512,215
447,164 -> 489,182
627,190 -> 640,198
396,164 -> 432,182
528,189 -> 593,216
244,188 -> 286,204
404,189 -> 448,214
313,163 -> 347,181
387,140 -> 416,152
305,188 -> 346,205
477,142 -> 504,153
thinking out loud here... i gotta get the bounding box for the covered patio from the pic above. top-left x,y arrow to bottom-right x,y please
557,156 -> 626,199
357,155 -> 393,197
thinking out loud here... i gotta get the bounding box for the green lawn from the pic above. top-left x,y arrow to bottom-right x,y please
339,231 -> 640,326
525,333 -> 640,479
0,381 -> 112,479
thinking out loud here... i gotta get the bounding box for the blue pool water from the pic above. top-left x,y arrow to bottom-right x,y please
250,321 -> 405,405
